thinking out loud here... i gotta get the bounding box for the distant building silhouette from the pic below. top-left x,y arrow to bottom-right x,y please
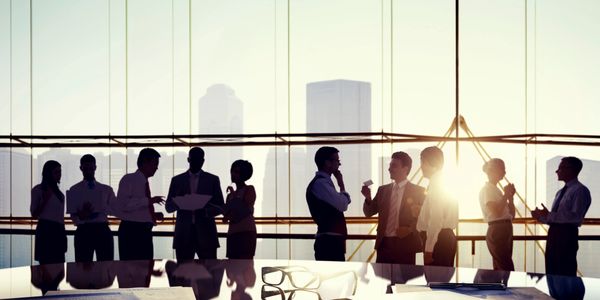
304,80 -> 372,217
198,84 -> 244,186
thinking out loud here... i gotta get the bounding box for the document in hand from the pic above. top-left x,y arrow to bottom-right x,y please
66,188 -> 104,214
173,194 -> 211,210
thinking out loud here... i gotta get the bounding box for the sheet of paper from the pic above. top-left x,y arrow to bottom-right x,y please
66,188 -> 105,214
173,194 -> 211,210
47,287 -> 195,300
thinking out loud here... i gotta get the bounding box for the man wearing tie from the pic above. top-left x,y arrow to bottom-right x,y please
166,147 -> 224,260
67,154 -> 116,262
532,156 -> 591,276
115,148 -> 164,261
362,151 -> 426,264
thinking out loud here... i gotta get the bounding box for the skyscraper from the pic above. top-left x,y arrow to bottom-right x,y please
304,79 -> 372,217
198,84 -> 244,184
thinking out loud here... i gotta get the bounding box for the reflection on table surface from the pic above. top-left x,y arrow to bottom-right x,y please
0,259 -> 597,299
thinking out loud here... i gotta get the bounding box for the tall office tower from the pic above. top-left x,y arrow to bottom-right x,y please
198,84 -> 244,186
304,79 -> 372,218
546,156 -> 600,218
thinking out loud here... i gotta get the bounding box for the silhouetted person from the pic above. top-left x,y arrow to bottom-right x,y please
115,148 -> 164,261
224,160 -> 257,259
165,147 -> 224,260
306,146 -> 351,261
31,160 -> 67,265
362,151 -> 425,265
66,154 -> 116,262
30,263 -> 65,295
479,158 -> 516,271
532,156 -> 591,276
417,146 -> 458,267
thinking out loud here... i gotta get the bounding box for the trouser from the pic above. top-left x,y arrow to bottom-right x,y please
34,219 -> 67,264
377,237 -> 417,265
486,219 -> 515,271
75,222 -> 114,262
118,220 -> 154,261
546,224 -> 579,276
314,234 -> 346,261
432,228 -> 457,267
174,225 -> 217,261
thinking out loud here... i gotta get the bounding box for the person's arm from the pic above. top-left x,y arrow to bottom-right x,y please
116,176 -> 149,212
423,188 -> 444,255
482,187 -> 507,219
30,187 -> 50,219
545,188 -> 591,224
165,177 -> 179,213
362,186 -> 380,217
312,177 -> 351,212
204,177 -> 224,217
106,186 -> 117,217
243,185 -> 256,208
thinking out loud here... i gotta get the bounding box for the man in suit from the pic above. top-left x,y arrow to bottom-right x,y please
532,156 -> 591,276
306,146 -> 351,261
362,151 -> 426,265
166,147 -> 225,260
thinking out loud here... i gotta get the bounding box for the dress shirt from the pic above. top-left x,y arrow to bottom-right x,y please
115,170 -> 154,223
189,171 -> 199,194
417,173 -> 458,253
479,182 -> 512,223
67,180 -> 116,225
310,171 -> 351,212
541,179 -> 591,226
384,179 -> 407,237
30,184 -> 65,224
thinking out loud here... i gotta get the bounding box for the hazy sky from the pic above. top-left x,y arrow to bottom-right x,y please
1,0 -> 599,219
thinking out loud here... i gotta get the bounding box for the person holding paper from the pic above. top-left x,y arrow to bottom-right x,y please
532,156 -> 591,276
362,151 -> 426,265
416,146 -> 458,267
115,148 -> 165,261
306,146 -> 351,261
166,147 -> 225,260
66,154 -> 117,262
224,160 -> 257,259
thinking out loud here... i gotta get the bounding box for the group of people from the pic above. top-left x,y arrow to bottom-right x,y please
30,147 -> 257,265
30,145 -> 591,277
307,146 -> 591,277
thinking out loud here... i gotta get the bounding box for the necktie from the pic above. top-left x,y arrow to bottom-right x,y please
551,185 -> 568,212
146,181 -> 156,222
87,180 -> 95,189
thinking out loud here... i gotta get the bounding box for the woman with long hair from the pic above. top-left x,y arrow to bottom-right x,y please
31,160 -> 67,264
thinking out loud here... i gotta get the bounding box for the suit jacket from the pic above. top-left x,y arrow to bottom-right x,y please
166,170 -> 225,250
363,182 -> 426,252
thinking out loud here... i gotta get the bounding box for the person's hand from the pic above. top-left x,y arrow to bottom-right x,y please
226,186 -> 234,195
424,252 -> 434,265
333,170 -> 345,190
361,185 -> 371,201
531,204 -> 549,221
151,196 -> 165,205
78,202 -> 94,220
504,183 -> 516,198
154,212 -> 164,221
